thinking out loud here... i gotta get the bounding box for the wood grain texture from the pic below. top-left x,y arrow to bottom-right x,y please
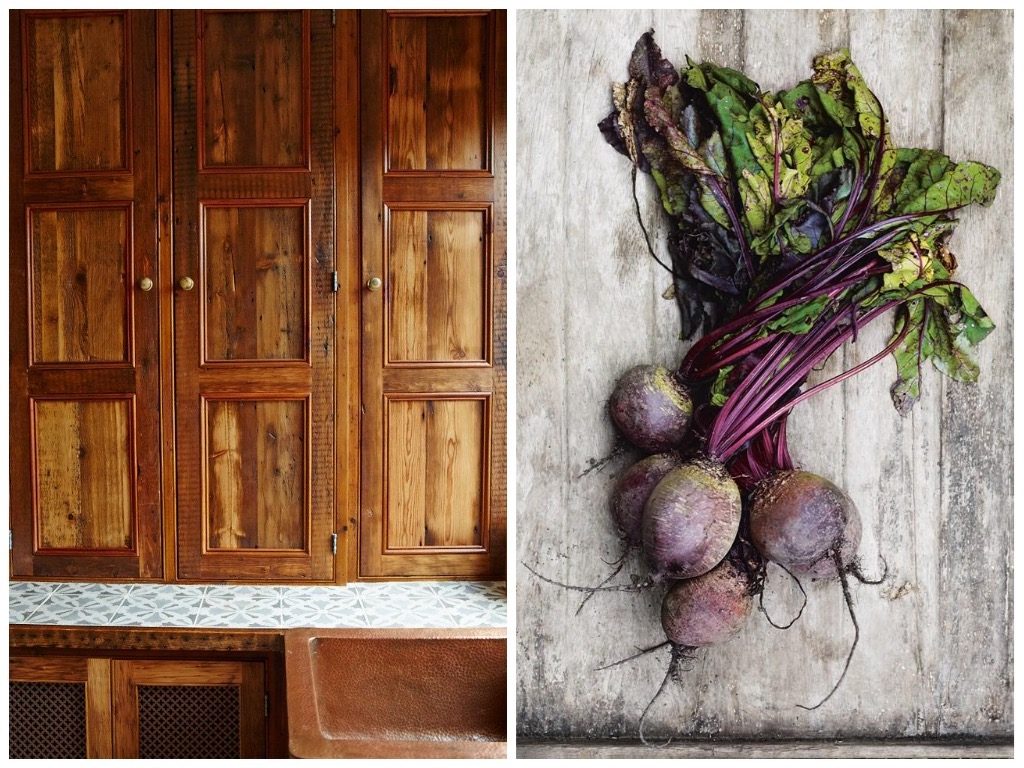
111,659 -> 266,758
386,397 -> 485,549
25,12 -> 128,173
30,205 -> 129,363
34,398 -> 134,551
387,13 -> 488,171
203,204 -> 306,361
173,10 -> 335,582
516,9 -> 1012,742
86,658 -> 113,757
206,399 -> 306,550
10,10 -> 162,580
360,11 -> 505,579
11,625 -> 284,653
387,208 -> 487,363
200,10 -> 305,169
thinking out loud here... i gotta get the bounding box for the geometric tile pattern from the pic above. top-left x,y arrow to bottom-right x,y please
8,580 -> 506,629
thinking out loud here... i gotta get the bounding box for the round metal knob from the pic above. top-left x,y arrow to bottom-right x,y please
178,276 -> 195,291
138,277 -> 154,292
366,276 -> 383,292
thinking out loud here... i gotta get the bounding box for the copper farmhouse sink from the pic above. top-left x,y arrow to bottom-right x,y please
284,628 -> 507,758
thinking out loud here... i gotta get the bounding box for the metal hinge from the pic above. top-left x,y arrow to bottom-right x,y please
330,532 -> 338,555
331,271 -> 339,293
8,530 -> 12,550
331,10 -> 336,26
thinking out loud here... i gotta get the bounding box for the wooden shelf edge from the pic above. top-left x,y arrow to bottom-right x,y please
10,624 -> 285,654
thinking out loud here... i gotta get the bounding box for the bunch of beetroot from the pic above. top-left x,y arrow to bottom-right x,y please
535,32 -> 1001,738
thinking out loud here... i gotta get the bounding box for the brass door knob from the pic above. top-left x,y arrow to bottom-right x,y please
178,276 -> 195,291
138,277 -> 154,292
366,276 -> 383,292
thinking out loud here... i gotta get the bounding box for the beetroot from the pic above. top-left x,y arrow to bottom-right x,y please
599,551 -> 758,744
661,557 -> 754,647
610,453 -> 683,546
642,459 -> 741,579
608,365 -> 693,452
749,470 -> 861,578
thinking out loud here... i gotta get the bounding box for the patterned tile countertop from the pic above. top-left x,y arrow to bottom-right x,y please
9,581 -> 506,629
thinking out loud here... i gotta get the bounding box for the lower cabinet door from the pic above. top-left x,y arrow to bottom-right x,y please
10,656 -> 112,759
111,660 -> 266,759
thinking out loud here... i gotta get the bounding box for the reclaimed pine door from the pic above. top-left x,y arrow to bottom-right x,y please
359,10 -> 507,578
9,10 -> 163,579
172,10 -> 336,580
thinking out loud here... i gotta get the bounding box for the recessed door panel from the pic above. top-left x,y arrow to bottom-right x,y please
386,207 -> 489,365
205,398 -> 307,551
385,396 -> 487,550
29,205 -> 131,365
24,12 -> 129,174
33,398 -> 135,552
386,13 -> 489,172
199,10 -> 306,169
202,203 -> 307,362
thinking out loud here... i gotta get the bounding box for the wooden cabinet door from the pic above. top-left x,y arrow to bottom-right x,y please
172,10 -> 336,580
359,11 -> 507,578
111,659 -> 266,758
10,656 -> 113,758
9,11 -> 163,579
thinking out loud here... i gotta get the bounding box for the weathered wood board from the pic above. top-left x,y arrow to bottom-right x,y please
515,9 -> 1013,745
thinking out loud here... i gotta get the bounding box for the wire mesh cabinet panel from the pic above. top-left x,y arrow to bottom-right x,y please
9,657 -> 112,758
112,660 -> 266,759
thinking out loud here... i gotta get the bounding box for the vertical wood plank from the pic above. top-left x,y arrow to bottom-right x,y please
425,16 -> 487,170
80,398 -> 132,549
937,8 -> 1013,734
35,400 -> 85,548
256,400 -> 305,549
427,210 -> 485,361
424,399 -> 484,546
388,210 -> 429,361
388,17 -> 427,170
239,662 -> 267,758
387,399 -> 428,548
86,658 -> 113,758
516,9 -> 705,738
110,661 -> 138,758
207,400 -> 247,548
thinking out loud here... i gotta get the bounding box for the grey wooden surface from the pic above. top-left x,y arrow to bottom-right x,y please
516,10 -> 1013,742
516,738 -> 1013,759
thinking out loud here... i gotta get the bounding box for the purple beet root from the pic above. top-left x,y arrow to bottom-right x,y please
749,470 -> 861,578
609,365 -> 693,452
610,453 -> 683,546
661,556 -> 755,648
642,458 -> 741,580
